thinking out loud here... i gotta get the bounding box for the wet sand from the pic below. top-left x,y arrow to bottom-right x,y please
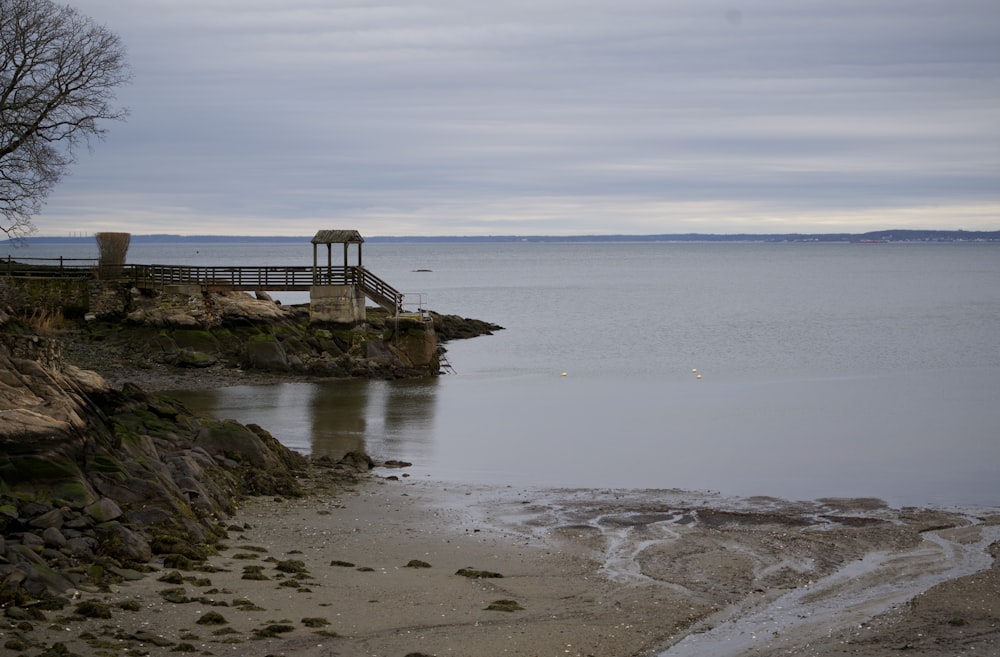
11,464 -> 998,657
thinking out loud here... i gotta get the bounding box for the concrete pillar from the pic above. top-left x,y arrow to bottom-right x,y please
309,285 -> 365,324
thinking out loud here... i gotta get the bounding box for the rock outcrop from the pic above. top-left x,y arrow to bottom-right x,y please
0,328 -> 366,606
0,298 -> 500,612
60,290 -> 500,382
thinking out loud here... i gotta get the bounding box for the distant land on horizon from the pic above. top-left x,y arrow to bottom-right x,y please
7,229 -> 1000,246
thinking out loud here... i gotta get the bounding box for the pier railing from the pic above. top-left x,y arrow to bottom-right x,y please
351,267 -> 405,314
4,258 -> 405,314
3,255 -> 96,278
131,264 -> 319,290
132,264 -> 404,313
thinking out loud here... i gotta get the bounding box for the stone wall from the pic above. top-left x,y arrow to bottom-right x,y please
0,276 -> 132,317
0,332 -> 62,370
0,277 -> 89,315
87,280 -> 133,316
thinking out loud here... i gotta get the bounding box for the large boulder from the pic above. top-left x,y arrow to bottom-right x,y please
245,336 -> 289,371
84,498 -> 123,523
96,522 -> 153,563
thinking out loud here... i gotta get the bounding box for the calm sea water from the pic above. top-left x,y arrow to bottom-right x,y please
13,239 -> 1000,507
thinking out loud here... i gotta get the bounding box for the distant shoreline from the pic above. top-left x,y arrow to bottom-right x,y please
8,228 -> 1000,245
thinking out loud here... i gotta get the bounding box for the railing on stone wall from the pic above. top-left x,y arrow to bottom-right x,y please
3,255 -> 96,278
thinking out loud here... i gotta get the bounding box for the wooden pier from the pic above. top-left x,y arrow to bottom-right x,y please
130,263 -> 403,314
3,231 -> 407,319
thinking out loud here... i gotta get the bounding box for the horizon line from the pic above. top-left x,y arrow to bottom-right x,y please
15,227 -> 1000,241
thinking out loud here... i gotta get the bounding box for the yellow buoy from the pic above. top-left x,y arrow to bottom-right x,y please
696,374 -> 702,379
561,372 -> 568,377
691,368 -> 698,373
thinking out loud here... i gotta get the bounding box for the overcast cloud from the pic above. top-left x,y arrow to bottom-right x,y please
35,0 -> 1000,236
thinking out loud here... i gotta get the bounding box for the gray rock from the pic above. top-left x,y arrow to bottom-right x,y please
63,514 -> 93,530
20,532 -> 45,549
3,543 -> 45,567
195,422 -> 275,468
65,536 -> 98,559
22,561 -> 76,597
40,548 -> 66,562
97,523 -> 152,563
0,546 -> 76,597
130,630 -> 175,646
125,506 -> 174,528
246,339 -> 289,371
108,566 -> 145,581
29,508 -> 64,530
213,455 -> 239,469
188,447 -> 216,468
41,527 -> 67,549
20,501 -> 52,517
176,348 -> 218,368
180,517 -> 207,544
4,606 -> 34,620
84,498 -> 123,523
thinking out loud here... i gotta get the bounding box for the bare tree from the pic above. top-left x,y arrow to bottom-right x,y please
1,0 -> 130,239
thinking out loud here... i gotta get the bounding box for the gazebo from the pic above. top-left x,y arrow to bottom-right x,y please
307,229 -> 404,322
311,229 -> 364,279
309,229 -> 366,323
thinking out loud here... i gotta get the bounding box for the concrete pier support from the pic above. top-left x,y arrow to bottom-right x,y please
309,284 -> 366,324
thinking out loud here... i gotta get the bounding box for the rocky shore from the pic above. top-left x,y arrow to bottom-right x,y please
1,329 -> 365,602
55,290 -> 502,389
0,302 -> 495,655
2,305 -> 998,657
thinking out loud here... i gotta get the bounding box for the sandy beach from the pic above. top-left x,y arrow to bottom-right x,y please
7,459 -> 997,657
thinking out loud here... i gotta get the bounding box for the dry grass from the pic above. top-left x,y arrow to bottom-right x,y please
19,307 -> 66,335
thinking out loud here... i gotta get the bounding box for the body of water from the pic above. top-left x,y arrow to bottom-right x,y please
13,239 -> 1000,507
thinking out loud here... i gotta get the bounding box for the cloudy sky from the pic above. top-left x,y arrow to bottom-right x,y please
36,0 -> 1000,236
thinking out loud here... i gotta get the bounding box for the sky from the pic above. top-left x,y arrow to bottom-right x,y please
33,0 -> 1000,237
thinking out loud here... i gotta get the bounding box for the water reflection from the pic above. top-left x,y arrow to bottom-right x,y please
309,380 -> 369,460
381,379 -> 439,456
171,378 -> 440,465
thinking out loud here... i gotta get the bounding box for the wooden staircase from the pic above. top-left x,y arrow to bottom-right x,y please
352,267 -> 404,314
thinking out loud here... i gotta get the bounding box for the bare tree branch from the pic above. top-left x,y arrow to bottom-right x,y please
1,0 -> 131,238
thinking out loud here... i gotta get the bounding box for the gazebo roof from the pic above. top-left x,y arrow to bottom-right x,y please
311,230 -> 364,245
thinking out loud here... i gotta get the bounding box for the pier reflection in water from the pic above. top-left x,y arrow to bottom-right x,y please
171,378 -> 440,464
